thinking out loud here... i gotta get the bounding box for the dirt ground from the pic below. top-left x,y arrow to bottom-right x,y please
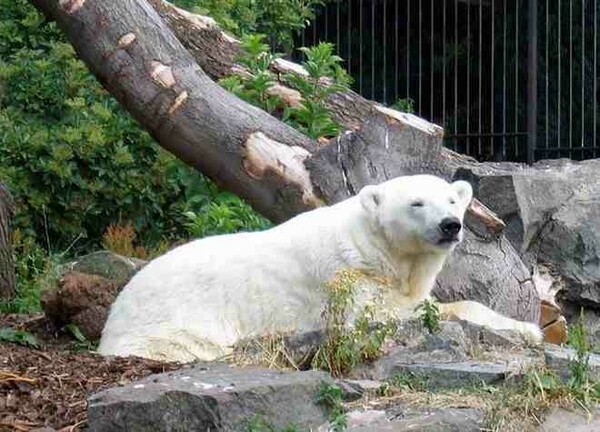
0,314 -> 179,431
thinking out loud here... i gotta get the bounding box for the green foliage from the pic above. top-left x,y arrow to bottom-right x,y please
172,0 -> 327,53
565,310 -> 600,403
0,327 -> 39,348
415,299 -> 441,334
312,270 -> 395,377
65,323 -> 98,351
391,98 -> 416,114
184,192 -> 271,238
283,43 -> 351,139
221,36 -> 351,140
220,35 -> 284,114
0,232 -> 63,314
0,0 -> 202,251
314,382 -> 347,432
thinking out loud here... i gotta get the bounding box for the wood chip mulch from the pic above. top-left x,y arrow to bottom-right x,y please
0,314 -> 180,431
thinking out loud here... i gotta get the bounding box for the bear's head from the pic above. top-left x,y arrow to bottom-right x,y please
359,175 -> 473,254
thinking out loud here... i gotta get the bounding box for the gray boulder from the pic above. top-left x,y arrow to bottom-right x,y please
435,229 -> 540,323
87,362 -> 331,431
454,159 -> 600,311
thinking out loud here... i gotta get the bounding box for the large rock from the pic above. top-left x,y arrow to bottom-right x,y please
352,320 -> 541,385
435,229 -> 540,323
87,363 -> 331,431
41,251 -> 147,339
455,159 -> 600,312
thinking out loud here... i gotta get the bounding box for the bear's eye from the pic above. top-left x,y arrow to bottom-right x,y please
449,199 -> 456,205
411,200 -> 424,208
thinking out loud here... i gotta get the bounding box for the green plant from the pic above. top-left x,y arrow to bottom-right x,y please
220,34 -> 284,114
314,382 -> 347,432
65,323 -> 98,352
312,269 -> 359,376
184,192 -> 271,238
415,299 -> 441,334
0,327 -> 39,348
221,38 -> 351,140
0,230 -> 64,314
284,43 -> 351,139
312,269 -> 395,377
391,98 -> 416,114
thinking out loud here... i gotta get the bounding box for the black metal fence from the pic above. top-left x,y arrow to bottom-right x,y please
299,0 -> 600,163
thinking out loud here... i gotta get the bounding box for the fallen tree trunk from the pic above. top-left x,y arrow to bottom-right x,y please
0,183 -> 15,301
30,0 -> 538,323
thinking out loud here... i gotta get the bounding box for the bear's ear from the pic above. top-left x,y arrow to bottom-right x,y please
359,184 -> 381,215
452,180 -> 473,207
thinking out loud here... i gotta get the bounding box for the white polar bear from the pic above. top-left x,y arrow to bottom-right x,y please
98,175 -> 542,362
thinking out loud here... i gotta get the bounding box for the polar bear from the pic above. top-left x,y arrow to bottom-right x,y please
98,175 -> 542,362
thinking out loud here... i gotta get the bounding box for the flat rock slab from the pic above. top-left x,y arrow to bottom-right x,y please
346,407 -> 484,431
544,345 -> 600,381
392,362 -> 512,389
87,362 -> 331,432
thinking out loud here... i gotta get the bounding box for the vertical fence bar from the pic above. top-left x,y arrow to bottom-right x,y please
593,2 -> 598,157
545,0 -> 549,152
527,0 -> 538,164
503,0 -> 507,157
581,0 -> 585,150
419,0 -> 423,114
454,0 -> 458,150
443,0 -> 447,129
359,0 -> 363,94
515,0 -> 520,158
346,0 -> 351,77
336,0 -> 340,54
383,0 -> 387,104
407,0 -> 411,101
324,4 -> 328,41
478,0 -> 483,156
558,0 -> 561,150
491,0 -> 495,157
372,0 -> 375,99
430,0 -> 434,119
467,1 -> 471,154
569,0 -> 573,156
395,0 -> 399,102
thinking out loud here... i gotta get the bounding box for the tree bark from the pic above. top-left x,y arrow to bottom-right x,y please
0,183 -> 15,301
29,0 -> 540,322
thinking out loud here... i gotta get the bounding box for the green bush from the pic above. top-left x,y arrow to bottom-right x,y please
171,0 -> 328,52
0,0 -> 275,255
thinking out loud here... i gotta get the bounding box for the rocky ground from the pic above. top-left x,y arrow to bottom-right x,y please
2,312 -> 599,432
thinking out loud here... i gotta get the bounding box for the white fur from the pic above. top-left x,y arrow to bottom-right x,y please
98,175 -> 541,362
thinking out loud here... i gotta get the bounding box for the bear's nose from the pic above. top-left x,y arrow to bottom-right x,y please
439,217 -> 462,237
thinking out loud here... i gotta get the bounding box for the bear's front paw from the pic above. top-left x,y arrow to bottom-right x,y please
517,321 -> 544,345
